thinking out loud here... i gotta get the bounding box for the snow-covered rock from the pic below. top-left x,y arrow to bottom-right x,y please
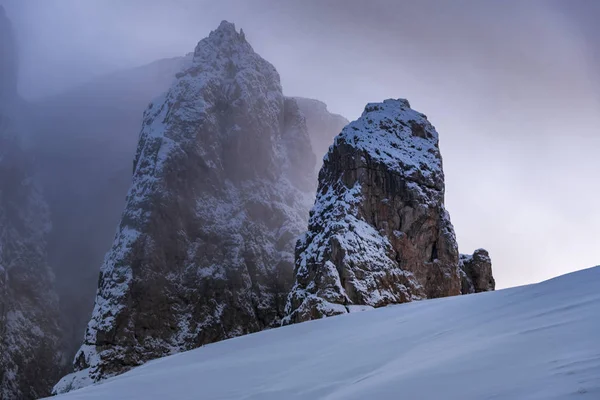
284,99 -> 494,323
26,52 -> 345,366
0,6 -> 64,399
49,266 -> 600,400
460,249 -> 495,294
55,21 -> 322,392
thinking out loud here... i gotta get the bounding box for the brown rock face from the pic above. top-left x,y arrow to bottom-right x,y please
284,99 -> 493,324
54,21 -> 323,393
460,249 -> 495,294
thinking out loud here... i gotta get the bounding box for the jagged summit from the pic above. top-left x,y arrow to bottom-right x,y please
284,98 -> 493,324
333,99 -> 443,188
191,20 -> 255,67
54,21 -> 317,393
215,20 -> 239,35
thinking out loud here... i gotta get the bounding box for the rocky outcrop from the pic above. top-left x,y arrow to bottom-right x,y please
54,21 -> 319,393
460,249 -> 495,294
0,6 -> 64,399
284,99 -> 494,324
26,57 -> 346,364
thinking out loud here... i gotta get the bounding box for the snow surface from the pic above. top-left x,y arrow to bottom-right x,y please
50,266 -> 600,399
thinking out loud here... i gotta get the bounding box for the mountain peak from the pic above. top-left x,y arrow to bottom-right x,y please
206,20 -> 246,45
192,20 -> 257,69
213,20 -> 246,41
216,20 -> 237,33
283,98 -> 493,324
334,98 -> 443,190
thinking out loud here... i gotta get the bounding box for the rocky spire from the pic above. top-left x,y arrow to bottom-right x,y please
460,249 -> 495,294
54,21 -> 317,393
284,99 -> 494,324
0,5 -> 18,100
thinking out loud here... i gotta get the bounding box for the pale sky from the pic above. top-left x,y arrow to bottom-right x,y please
3,0 -> 599,289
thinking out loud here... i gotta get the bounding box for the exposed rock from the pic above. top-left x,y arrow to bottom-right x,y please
284,99 -> 493,324
26,57 -> 346,365
54,21 -> 319,393
460,249 -> 495,294
0,6 -> 64,399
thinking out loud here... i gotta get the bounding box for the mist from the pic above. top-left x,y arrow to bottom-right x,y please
3,0 -> 599,291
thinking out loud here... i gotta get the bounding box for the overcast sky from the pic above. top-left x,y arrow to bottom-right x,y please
2,0 -> 599,289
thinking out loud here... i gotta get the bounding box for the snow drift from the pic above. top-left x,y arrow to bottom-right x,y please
51,265 -> 600,399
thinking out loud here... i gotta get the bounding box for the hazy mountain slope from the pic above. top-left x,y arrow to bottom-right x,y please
293,97 -> 348,173
27,55 -> 190,358
51,266 -> 600,399
0,6 -> 64,399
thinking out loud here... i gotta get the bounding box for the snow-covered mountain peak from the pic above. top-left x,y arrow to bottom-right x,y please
334,98 -> 443,190
213,20 -> 242,38
53,21 -> 322,393
194,20 -> 250,59
136,20 -> 284,181
284,98 -> 492,324
190,19 -> 275,86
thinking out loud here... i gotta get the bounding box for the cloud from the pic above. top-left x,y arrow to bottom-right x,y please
4,0 -> 599,288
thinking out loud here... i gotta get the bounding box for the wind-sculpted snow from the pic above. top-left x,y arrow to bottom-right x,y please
55,21 -> 320,393
51,266 -> 600,400
285,99 -> 493,323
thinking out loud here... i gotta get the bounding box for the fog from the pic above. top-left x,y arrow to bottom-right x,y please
4,0 -> 599,289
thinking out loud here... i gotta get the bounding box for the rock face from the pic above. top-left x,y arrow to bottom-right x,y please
0,6 -> 64,399
460,249 -> 495,294
25,56 -> 344,364
284,99 -> 493,324
55,21 -> 320,392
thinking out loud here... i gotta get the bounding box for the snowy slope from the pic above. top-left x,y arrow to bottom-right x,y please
51,266 -> 600,399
